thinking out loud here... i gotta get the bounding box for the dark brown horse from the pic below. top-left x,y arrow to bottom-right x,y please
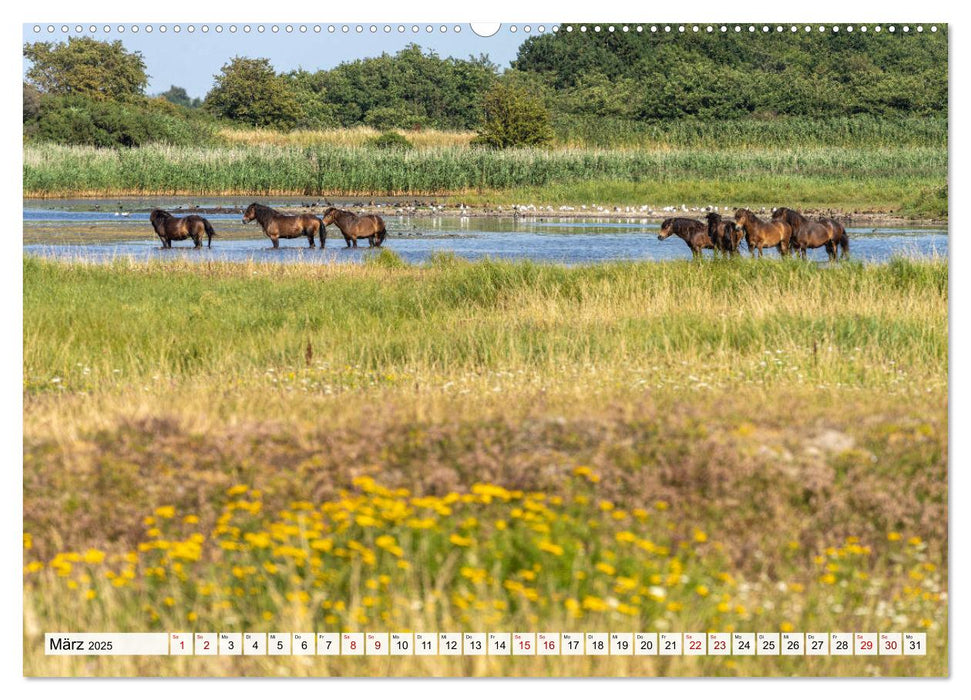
657,217 -> 713,257
321,207 -> 388,248
150,209 -> 216,249
705,212 -> 743,257
772,207 -> 840,261
819,216 -> 850,259
242,203 -> 324,249
734,208 -> 792,257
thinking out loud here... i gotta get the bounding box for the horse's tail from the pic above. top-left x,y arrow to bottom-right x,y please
316,216 -> 326,248
203,218 -> 217,248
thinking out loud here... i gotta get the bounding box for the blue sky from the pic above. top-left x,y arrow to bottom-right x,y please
22,23 -> 553,98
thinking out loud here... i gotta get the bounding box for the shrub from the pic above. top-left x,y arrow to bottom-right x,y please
26,94 -> 217,147
474,83 -> 554,148
369,131 -> 413,150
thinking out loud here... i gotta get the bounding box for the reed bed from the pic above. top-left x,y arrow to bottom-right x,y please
24,143 -> 946,199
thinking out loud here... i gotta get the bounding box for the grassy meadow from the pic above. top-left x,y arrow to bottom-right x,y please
23,254 -> 948,676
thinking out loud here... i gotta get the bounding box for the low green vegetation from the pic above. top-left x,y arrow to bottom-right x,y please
22,256 -> 948,391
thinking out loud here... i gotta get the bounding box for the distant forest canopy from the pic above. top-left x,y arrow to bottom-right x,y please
513,25 -> 948,119
23,27 -> 948,146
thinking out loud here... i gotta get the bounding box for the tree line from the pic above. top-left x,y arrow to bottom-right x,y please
23,26 -> 948,148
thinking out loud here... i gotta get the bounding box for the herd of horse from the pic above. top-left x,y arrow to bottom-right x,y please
659,207 -> 850,260
150,203 -> 848,261
149,203 -> 387,249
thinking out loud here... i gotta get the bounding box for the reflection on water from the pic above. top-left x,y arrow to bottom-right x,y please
23,201 -> 948,266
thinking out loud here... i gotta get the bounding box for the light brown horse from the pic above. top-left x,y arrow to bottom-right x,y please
657,217 -> 714,257
150,209 -> 216,249
772,207 -> 839,260
242,203 -> 324,249
734,208 -> 792,257
321,207 -> 387,248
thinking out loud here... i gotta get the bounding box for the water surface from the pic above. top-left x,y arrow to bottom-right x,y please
23,198 -> 948,265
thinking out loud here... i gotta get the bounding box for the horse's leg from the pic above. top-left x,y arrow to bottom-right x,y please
271,236 -> 280,249
307,229 -> 315,248
352,237 -> 358,248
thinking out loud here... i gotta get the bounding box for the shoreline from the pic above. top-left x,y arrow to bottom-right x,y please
22,196 -> 947,228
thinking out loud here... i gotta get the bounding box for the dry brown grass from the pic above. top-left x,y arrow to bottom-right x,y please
216,126 -> 476,149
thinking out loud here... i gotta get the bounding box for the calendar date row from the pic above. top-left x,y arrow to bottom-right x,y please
47,632 -> 927,657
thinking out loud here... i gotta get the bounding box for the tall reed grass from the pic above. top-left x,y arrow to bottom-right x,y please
23,143 -> 946,198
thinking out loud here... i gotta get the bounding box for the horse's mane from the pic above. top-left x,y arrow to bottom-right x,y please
734,208 -> 764,224
773,207 -> 807,228
247,203 -> 280,226
324,207 -> 359,224
150,209 -> 172,221
665,218 -> 705,236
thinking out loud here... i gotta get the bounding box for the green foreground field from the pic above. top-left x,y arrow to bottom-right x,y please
23,142 -> 948,219
23,255 -> 947,676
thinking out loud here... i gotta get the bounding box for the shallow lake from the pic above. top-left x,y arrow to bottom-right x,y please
23,198 -> 948,265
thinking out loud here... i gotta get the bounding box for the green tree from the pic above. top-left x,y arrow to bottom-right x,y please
160,85 -> 201,109
474,83 -> 554,148
205,57 -> 303,130
23,37 -> 148,101
23,83 -> 42,122
283,70 -> 340,129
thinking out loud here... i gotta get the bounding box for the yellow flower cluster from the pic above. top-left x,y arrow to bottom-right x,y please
23,476 -> 946,637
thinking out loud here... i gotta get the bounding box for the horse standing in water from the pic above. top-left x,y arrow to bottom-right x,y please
242,203 -> 324,249
321,207 -> 388,248
734,208 -> 792,258
772,207 -> 847,261
819,216 -> 850,259
657,217 -> 714,257
705,212 -> 743,257
150,209 -> 217,249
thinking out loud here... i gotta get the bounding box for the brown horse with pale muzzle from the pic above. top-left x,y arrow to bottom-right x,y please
321,207 -> 388,248
150,209 -> 217,249
734,208 -> 792,258
242,203 -> 324,249
657,217 -> 713,257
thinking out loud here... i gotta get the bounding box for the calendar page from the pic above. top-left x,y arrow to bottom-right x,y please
21,11 -> 948,679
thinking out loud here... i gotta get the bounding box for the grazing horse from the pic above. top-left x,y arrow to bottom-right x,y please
150,209 -> 216,249
772,207 -> 840,261
734,208 -> 792,257
819,216 -> 850,259
242,203 -> 323,249
705,212 -> 743,257
657,217 -> 713,257
321,207 -> 388,248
